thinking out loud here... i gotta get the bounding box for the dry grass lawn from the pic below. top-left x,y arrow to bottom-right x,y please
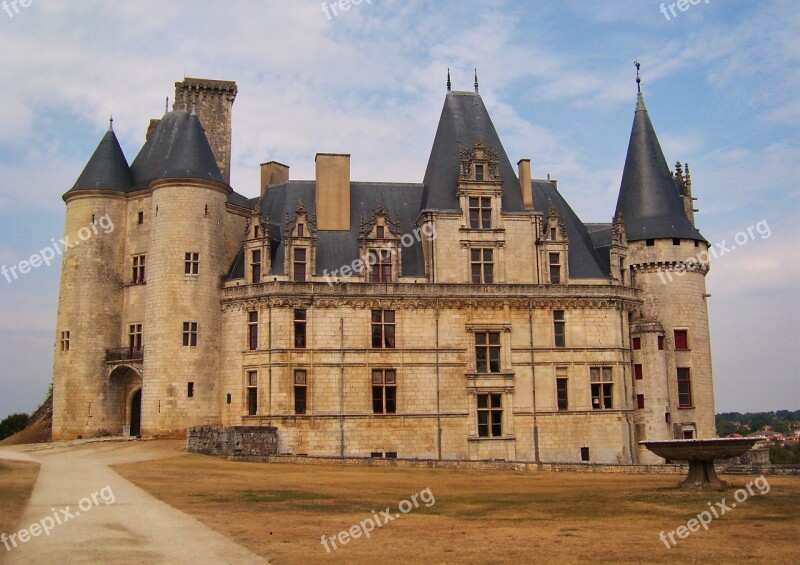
0,459 -> 40,562
114,454 -> 800,564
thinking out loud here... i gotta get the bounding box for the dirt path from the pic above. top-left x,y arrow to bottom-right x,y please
0,439 -> 268,564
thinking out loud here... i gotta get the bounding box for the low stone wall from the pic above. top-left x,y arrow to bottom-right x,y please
187,426 -> 278,460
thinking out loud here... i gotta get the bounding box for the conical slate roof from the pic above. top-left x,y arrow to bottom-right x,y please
130,110 -> 189,189
422,91 -> 524,211
160,110 -> 224,183
68,126 -> 133,193
615,93 -> 704,242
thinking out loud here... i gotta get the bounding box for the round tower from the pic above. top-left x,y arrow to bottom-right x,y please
53,121 -> 132,439
141,109 -> 230,436
616,89 -> 715,464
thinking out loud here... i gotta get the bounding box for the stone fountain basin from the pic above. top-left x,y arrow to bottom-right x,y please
640,437 -> 764,461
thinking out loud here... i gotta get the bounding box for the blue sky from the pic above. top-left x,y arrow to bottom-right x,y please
0,0 -> 797,419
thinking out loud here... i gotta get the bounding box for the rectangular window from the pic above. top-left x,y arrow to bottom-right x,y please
128,323 -> 143,352
138,211 -> 144,225
632,337 -> 641,350
556,376 -> 569,411
376,225 -> 385,239
470,248 -> 494,283
550,227 -> 557,241
646,239 -> 655,247
247,311 -> 258,351
683,429 -> 694,440
251,250 -> 262,283
184,252 -> 199,275
293,247 -> 307,282
371,310 -> 396,349
187,382 -> 194,398
677,368 -> 692,407
475,164 -> 485,181
477,393 -> 502,437
372,369 -> 397,414
468,197 -> 492,229
674,329 -> 689,350
297,223 -> 304,237
368,249 -> 392,282
658,335 -> 665,350
549,253 -> 561,284
637,394 -> 645,409
581,447 -> 590,462
246,371 -> 258,416
294,370 -> 307,414
590,367 -> 613,409
475,331 -> 501,373
634,363 -> 643,381
553,310 -> 565,348
132,254 -> 146,284
294,309 -> 307,348
182,322 -> 198,347
60,331 -> 70,352
673,238 -> 681,246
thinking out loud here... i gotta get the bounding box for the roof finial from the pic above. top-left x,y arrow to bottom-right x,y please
165,96 -> 169,114
191,101 -> 197,115
634,60 -> 642,93
108,115 -> 114,132
474,68 -> 479,93
447,68 -> 451,92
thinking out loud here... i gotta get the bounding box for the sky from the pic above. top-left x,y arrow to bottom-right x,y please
0,0 -> 797,420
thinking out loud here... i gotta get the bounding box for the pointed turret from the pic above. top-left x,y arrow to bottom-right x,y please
421,91 -> 523,211
615,92 -> 704,242
160,109 -> 225,184
67,121 -> 133,195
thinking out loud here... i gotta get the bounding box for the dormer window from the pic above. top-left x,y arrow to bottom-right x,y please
469,197 -> 492,229
253,225 -> 260,239
368,249 -> 392,282
297,223 -> 304,237
376,225 -> 385,239
475,164 -> 485,181
550,227 -> 557,240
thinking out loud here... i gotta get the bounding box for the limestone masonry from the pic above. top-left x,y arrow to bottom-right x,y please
53,75 -> 717,464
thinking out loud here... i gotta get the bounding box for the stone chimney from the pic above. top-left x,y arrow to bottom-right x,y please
315,153 -> 350,231
260,161 -> 290,198
518,159 -> 534,210
174,77 -> 238,183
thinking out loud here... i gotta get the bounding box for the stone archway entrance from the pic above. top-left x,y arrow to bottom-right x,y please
130,389 -> 142,436
108,365 -> 143,436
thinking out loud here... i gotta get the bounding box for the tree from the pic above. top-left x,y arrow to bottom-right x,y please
0,413 -> 29,441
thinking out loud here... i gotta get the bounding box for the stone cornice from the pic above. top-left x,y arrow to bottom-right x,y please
221,282 -> 642,312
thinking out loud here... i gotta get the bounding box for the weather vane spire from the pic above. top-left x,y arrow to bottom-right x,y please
108,115 -> 114,131
447,68 -> 451,92
474,68 -> 479,93
634,60 -> 642,93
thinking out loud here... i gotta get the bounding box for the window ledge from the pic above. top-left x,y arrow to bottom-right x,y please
468,435 -> 516,442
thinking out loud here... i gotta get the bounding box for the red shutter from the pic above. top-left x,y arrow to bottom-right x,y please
634,364 -> 643,380
674,330 -> 688,350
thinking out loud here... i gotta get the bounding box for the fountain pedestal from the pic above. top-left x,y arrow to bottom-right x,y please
640,438 -> 762,489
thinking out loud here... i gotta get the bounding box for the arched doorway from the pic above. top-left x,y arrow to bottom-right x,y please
108,365 -> 143,436
130,389 -> 142,437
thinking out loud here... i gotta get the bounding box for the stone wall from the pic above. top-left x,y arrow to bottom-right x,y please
187,426 -> 278,459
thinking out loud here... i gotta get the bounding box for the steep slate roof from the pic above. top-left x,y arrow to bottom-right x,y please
534,181 -> 609,279
160,110 -> 224,183
68,126 -> 133,194
615,93 -> 705,242
130,110 -> 189,190
422,91 -> 524,212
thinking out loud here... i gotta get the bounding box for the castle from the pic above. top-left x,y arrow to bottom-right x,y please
52,73 -> 716,464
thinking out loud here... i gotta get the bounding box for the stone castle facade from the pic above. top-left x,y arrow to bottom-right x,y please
52,76 -> 717,464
